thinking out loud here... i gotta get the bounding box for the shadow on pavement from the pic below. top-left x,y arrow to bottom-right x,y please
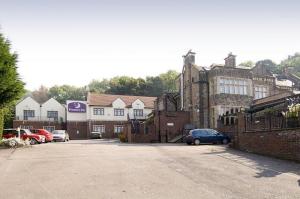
202,147 -> 300,181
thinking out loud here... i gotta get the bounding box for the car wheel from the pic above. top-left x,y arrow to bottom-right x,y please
222,139 -> 228,145
30,139 -> 38,145
63,138 -> 66,142
194,139 -> 201,145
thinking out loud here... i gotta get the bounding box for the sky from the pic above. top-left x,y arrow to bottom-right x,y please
0,0 -> 299,90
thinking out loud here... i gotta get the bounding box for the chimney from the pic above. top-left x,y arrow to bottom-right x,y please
224,52 -> 236,67
183,50 -> 196,65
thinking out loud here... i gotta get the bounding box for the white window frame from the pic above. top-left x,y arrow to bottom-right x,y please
133,109 -> 143,117
93,125 -> 105,133
114,109 -> 124,116
219,78 -> 248,95
93,108 -> 104,115
254,85 -> 268,99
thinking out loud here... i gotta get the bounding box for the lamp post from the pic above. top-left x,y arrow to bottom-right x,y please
17,127 -> 20,141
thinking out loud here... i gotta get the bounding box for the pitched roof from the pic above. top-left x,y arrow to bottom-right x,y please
87,93 -> 156,108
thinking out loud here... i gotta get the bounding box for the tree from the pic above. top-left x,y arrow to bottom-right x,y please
159,70 -> 179,92
106,76 -> 146,96
48,85 -> 86,104
280,53 -> 300,76
255,59 -> 279,73
88,79 -> 110,93
31,85 -> 49,103
239,60 -> 254,68
0,33 -> 25,138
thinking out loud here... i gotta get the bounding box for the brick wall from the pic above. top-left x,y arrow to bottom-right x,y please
237,129 -> 300,162
126,123 -> 158,143
154,111 -> 190,142
232,113 -> 300,162
67,121 -> 129,140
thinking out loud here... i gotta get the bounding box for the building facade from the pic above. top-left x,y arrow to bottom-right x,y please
13,97 -> 66,131
66,93 -> 156,139
179,51 -> 293,129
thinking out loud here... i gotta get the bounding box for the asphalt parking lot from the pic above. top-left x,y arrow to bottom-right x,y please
0,139 -> 299,199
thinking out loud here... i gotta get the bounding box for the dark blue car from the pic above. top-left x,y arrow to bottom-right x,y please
186,129 -> 230,145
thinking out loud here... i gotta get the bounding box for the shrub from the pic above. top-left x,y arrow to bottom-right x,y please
118,132 -> 127,143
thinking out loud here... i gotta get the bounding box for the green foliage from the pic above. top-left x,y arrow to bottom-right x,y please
0,109 -> 3,139
159,70 -> 179,92
84,70 -> 179,97
48,85 -> 87,104
88,79 -> 109,93
239,60 -> 254,68
280,53 -> 300,74
118,132 -> 127,142
106,76 -> 147,96
286,104 -> 300,118
255,59 -> 279,73
0,33 -> 25,139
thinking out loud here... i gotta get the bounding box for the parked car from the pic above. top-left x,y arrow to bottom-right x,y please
186,129 -> 230,145
90,132 -> 102,139
52,130 -> 70,142
31,129 -> 53,142
3,129 -> 45,145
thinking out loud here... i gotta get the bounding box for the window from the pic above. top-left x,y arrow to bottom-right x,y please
114,125 -> 124,133
255,86 -> 268,99
47,111 -> 58,120
133,109 -> 143,117
23,110 -> 35,120
20,125 -> 33,130
219,78 -> 248,95
93,125 -> 105,133
43,126 -> 55,132
114,109 -> 124,116
93,108 -> 104,115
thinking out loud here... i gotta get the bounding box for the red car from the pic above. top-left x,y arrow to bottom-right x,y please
3,129 -> 45,145
31,129 -> 53,142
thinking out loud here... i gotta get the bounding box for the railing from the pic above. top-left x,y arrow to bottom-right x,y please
15,116 -> 64,123
245,114 -> 300,132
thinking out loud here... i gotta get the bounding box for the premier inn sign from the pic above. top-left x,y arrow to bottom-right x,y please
68,102 -> 86,113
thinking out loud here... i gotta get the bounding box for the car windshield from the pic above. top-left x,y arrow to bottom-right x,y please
22,129 -> 32,134
52,130 -> 65,134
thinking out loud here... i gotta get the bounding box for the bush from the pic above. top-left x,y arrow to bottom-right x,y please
118,132 -> 127,143
0,138 -> 30,148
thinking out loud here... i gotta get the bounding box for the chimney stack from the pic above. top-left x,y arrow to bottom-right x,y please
224,52 -> 236,67
183,49 -> 196,65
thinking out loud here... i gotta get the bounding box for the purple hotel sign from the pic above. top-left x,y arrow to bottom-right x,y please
68,102 -> 86,113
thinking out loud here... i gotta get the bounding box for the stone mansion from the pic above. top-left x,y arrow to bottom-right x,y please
178,50 -> 294,129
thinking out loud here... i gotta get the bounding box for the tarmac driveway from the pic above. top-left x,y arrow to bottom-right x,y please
0,139 -> 299,199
